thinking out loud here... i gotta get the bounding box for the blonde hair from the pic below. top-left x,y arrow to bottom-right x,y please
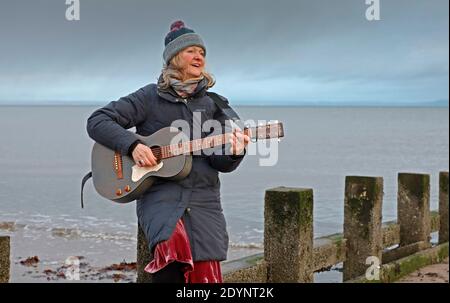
158,51 -> 215,89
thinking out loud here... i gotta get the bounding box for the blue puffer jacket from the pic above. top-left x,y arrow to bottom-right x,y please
86,78 -> 245,261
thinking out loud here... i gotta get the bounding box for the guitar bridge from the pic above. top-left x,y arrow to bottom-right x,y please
114,152 -> 124,179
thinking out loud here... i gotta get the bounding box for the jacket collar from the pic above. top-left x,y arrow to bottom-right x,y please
156,74 -> 208,103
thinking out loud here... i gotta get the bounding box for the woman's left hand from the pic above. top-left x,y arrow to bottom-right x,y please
229,129 -> 250,156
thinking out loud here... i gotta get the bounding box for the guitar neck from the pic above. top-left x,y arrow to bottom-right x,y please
151,123 -> 284,160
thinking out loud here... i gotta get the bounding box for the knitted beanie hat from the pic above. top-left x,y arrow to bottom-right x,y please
163,20 -> 206,65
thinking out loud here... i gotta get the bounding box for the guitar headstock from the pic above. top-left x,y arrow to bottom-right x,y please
245,121 -> 285,141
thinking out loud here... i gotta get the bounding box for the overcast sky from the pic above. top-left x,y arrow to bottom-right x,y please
0,0 -> 448,105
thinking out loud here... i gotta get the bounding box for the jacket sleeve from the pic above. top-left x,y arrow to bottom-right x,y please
208,94 -> 246,173
86,86 -> 149,156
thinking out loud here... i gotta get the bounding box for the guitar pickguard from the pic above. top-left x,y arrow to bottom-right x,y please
131,162 -> 164,182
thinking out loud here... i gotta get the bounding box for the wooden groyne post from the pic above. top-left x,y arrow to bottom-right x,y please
397,173 -> 431,252
439,172 -> 449,244
343,176 -> 383,281
379,173 -> 432,265
264,187 -> 314,282
222,171 -> 449,283
0,236 -> 10,283
136,171 -> 449,283
136,225 -> 152,283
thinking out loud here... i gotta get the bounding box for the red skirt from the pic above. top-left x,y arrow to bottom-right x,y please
144,219 -> 223,283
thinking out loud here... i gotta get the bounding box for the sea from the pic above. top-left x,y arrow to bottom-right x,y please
0,105 -> 448,282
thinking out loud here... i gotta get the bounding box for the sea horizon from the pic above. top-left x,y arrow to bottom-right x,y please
0,101 -> 448,108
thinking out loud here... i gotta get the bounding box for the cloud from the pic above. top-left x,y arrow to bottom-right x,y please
0,0 -> 448,104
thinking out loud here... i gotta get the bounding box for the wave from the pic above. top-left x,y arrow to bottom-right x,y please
0,220 -> 136,242
0,220 -> 263,250
50,228 -> 136,242
229,242 -> 263,249
0,221 -> 26,231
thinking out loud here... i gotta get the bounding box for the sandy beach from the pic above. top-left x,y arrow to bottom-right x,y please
15,255 -> 137,283
398,258 -> 449,283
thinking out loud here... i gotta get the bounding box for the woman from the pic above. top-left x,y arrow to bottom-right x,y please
86,20 -> 250,283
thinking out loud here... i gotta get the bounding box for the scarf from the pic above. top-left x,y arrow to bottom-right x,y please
169,76 -> 205,98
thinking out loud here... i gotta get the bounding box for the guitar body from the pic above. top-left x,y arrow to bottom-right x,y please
88,121 -> 284,204
91,126 -> 192,203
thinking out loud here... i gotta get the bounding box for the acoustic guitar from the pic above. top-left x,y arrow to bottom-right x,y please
90,122 -> 284,203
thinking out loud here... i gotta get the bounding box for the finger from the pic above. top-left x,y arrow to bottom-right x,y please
237,132 -> 249,140
235,132 -> 245,143
149,156 -> 158,166
134,152 -> 143,166
229,133 -> 236,144
235,132 -> 250,143
229,136 -> 236,154
150,150 -> 159,164
141,148 -> 156,166
140,158 -> 150,167
136,151 -> 149,166
143,154 -> 155,166
235,133 -> 246,148
133,154 -> 139,166
136,150 -> 150,167
150,151 -> 160,166
233,133 -> 238,152
235,134 -> 249,154
243,135 -> 250,144
246,129 -> 252,138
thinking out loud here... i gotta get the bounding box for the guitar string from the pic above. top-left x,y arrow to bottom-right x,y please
146,125 -> 273,160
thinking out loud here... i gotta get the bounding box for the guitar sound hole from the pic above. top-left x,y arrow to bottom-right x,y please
150,145 -> 163,162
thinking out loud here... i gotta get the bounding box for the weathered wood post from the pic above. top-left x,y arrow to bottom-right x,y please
343,176 -> 383,281
439,171 -> 449,244
136,225 -> 152,283
264,187 -> 314,282
0,236 -> 10,283
398,173 -> 431,249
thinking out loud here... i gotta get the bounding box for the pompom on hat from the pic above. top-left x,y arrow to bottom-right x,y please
163,20 -> 206,64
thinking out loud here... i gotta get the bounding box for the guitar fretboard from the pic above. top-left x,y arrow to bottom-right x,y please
150,123 -> 283,160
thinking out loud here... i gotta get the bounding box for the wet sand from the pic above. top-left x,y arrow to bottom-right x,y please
16,255 -> 137,283
2,221 -> 262,282
398,258 -> 449,283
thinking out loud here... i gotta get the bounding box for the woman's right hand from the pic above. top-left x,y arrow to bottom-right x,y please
132,143 -> 158,167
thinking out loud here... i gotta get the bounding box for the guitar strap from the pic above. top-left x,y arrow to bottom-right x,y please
206,92 -> 240,121
80,171 -> 92,209
80,91 -> 241,208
